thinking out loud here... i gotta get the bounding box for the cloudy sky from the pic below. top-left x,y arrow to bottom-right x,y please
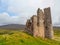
0,0 -> 60,26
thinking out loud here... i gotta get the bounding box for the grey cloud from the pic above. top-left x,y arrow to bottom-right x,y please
0,12 -> 27,25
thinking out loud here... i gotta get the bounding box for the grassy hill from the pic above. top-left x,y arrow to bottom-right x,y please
0,29 -> 60,45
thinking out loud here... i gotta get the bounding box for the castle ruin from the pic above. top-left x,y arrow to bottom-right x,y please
26,7 -> 54,39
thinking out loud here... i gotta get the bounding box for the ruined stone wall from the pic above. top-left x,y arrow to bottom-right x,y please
32,15 -> 38,37
26,19 -> 33,35
44,7 -> 54,39
37,8 -> 45,38
26,7 -> 54,39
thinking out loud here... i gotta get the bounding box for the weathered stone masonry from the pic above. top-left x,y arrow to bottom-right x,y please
26,7 -> 54,39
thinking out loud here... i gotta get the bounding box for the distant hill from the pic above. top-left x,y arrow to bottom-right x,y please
0,24 -> 25,30
53,26 -> 60,30
0,24 -> 60,30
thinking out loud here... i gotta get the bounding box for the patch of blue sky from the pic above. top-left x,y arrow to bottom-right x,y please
0,0 -> 15,16
0,0 -> 8,13
7,12 -> 17,16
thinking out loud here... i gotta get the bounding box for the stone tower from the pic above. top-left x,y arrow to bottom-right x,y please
37,8 -> 45,38
26,7 -> 54,39
31,15 -> 38,37
44,7 -> 54,39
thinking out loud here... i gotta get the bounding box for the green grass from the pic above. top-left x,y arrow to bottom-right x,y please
54,29 -> 60,42
0,29 -> 59,45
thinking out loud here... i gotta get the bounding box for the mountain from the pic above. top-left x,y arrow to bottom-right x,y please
0,24 -> 25,30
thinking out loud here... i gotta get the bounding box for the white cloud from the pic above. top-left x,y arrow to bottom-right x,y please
7,0 -> 54,17
0,12 -> 27,25
0,0 -> 60,26
7,6 -> 17,13
7,0 -> 54,16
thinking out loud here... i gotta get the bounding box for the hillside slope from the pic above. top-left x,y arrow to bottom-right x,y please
0,30 -> 60,45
